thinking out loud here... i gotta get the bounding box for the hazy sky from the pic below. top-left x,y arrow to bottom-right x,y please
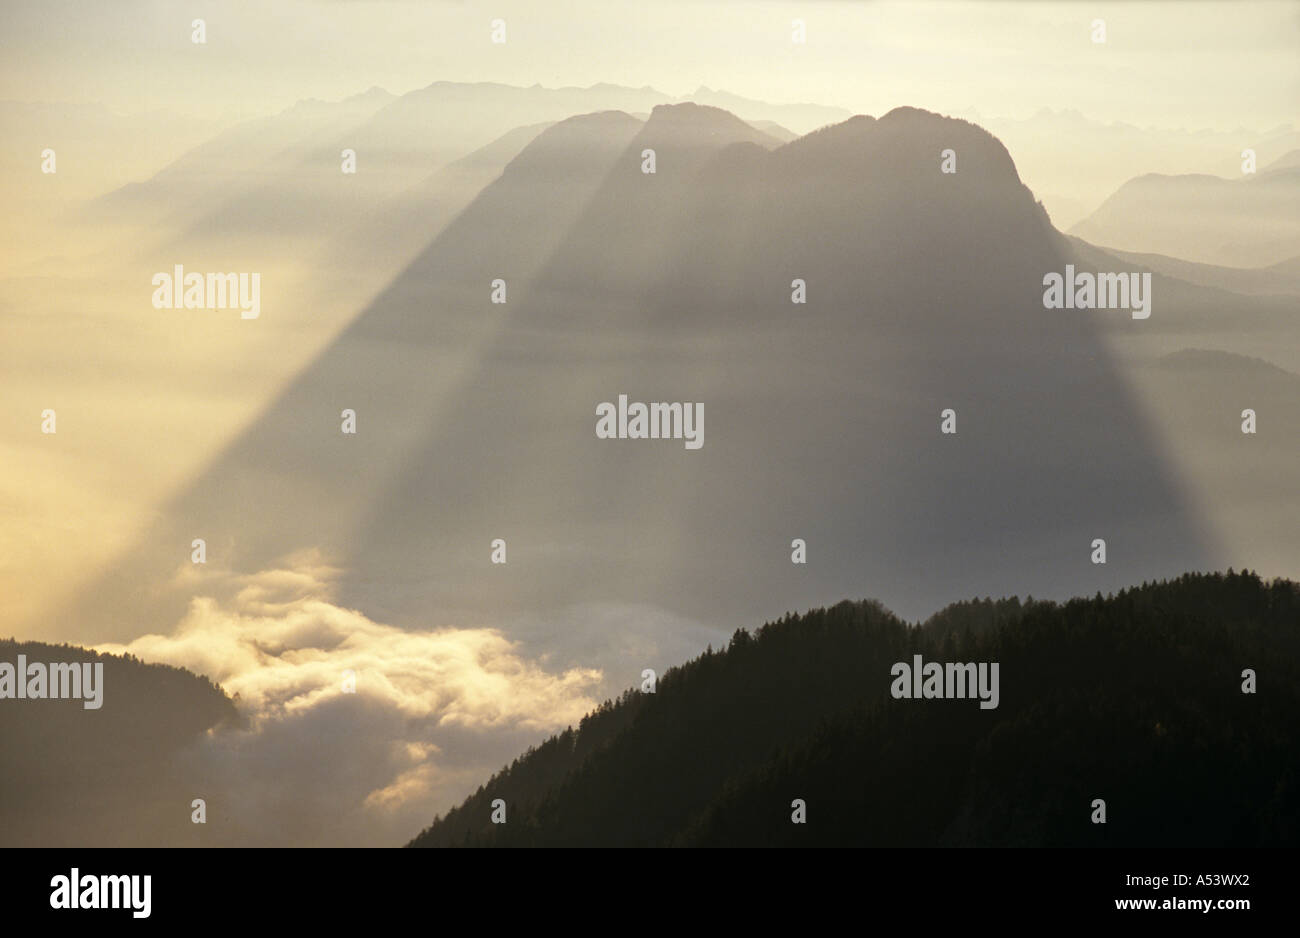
1,0 -> 1296,130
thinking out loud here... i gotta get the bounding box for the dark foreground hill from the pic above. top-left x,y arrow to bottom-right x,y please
408,571 -> 1300,847
0,640 -> 240,846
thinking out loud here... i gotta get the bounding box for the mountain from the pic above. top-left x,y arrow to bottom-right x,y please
408,571 -> 1300,847
0,100 -> 229,275
746,120 -> 799,143
688,86 -> 850,133
83,86 -> 397,235
0,639 -> 239,846
1062,236 -> 1300,349
972,109 -> 1300,231
75,81 -> 835,268
75,83 -> 664,269
47,107 -> 657,644
50,103 -> 1238,661
166,84 -> 671,257
1069,158 -> 1300,268
1071,242 -> 1300,297
312,119 -> 559,296
1263,149 -> 1300,173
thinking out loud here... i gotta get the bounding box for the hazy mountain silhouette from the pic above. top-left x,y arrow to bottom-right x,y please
167,84 -> 670,259
78,82 -> 834,267
1070,157 -> 1300,268
688,85 -> 850,132
976,109 -> 1300,231
1077,244 -> 1300,297
80,83 -> 665,266
83,86 -> 396,234
0,100 -> 227,274
53,108 -> 651,640
1064,235 -> 1300,340
310,120 -> 558,294
57,103 -> 1228,662
748,120 -> 799,143
0,638 -> 239,846
408,571 -> 1300,847
1265,149 -> 1300,173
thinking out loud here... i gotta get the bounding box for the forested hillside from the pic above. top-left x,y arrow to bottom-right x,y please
0,640 -> 240,846
409,571 -> 1300,847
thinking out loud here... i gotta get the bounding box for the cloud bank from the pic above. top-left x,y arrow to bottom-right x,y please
96,549 -> 603,845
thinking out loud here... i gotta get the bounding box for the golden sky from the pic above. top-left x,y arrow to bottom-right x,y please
1,1 -> 1296,130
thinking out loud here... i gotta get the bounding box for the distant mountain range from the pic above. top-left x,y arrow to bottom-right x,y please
75,82 -> 841,264
1068,240 -> 1300,297
409,570 -> 1300,847
12,87 -> 1297,276
1070,151 -> 1300,268
973,109 -> 1300,231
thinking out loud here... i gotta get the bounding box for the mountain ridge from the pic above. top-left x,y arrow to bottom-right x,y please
0,638 -> 240,846
408,571 -> 1300,847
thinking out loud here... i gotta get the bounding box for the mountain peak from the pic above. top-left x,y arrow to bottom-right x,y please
647,101 -> 746,124
638,102 -> 780,152
500,109 -> 644,178
777,108 -> 1027,191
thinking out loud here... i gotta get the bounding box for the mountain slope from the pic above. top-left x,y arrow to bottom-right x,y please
409,571 -> 1300,847
311,119 -> 558,293
974,109 -> 1300,231
51,104 -> 1228,655
333,103 -> 1221,640
78,81 -> 814,264
1073,243 -> 1300,297
49,108 -> 653,642
0,639 -> 240,846
1069,161 -> 1300,268
84,86 -> 397,234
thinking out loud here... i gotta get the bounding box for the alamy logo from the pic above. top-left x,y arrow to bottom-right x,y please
0,655 -> 103,709
595,394 -> 703,450
1042,265 -> 1151,319
152,265 -> 260,319
50,869 -> 150,918
890,654 -> 999,709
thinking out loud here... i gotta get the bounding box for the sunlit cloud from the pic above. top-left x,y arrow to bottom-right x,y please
93,550 -> 604,843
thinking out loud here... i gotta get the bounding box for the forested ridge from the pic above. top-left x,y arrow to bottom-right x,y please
0,639 -> 241,846
408,571 -> 1299,847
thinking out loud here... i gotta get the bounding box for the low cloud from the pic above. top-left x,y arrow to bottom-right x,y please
96,549 -> 603,845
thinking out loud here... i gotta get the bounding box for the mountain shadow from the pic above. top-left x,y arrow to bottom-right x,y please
55,104 -> 1222,657
1126,350 -> 1300,578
